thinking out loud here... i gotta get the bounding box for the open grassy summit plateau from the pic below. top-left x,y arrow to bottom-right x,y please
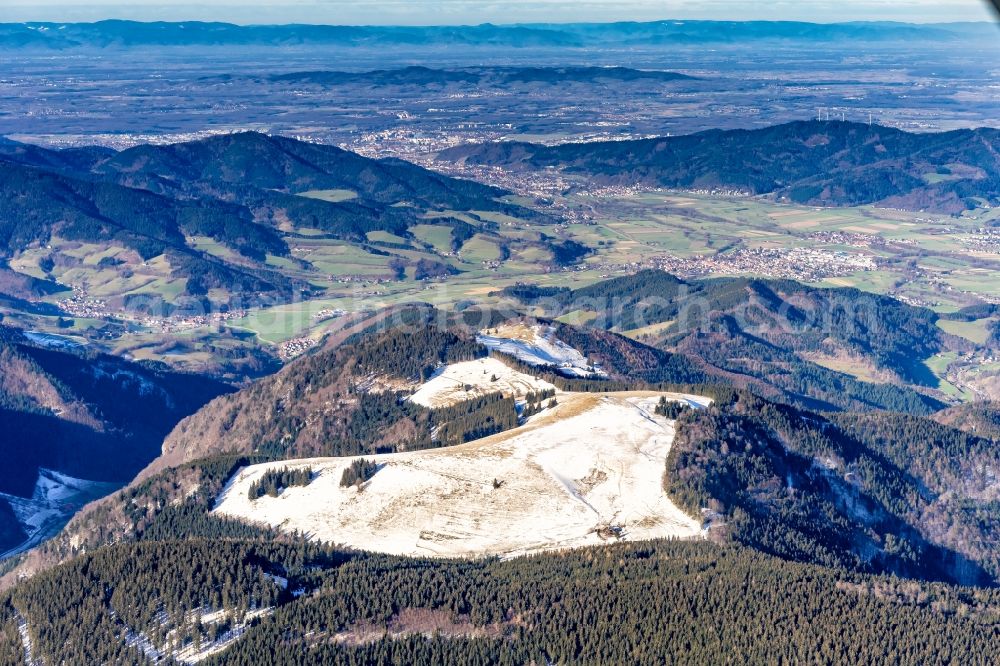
215,390 -> 707,558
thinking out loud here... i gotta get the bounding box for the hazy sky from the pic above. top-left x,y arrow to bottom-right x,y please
1,0 -> 995,25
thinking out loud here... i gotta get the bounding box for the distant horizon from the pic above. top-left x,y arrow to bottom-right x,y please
2,17 -> 996,27
2,0 -> 996,26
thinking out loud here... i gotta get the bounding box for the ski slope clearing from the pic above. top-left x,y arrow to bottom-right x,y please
408,357 -> 556,408
476,322 -> 607,378
213,391 -> 710,558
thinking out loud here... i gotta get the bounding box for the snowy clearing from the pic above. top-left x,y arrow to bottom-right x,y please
23,330 -> 86,350
214,391 -> 710,559
1,468 -> 120,559
408,357 -> 556,408
476,322 -> 607,378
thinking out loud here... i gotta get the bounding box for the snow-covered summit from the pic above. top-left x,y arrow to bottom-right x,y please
213,391 -> 710,559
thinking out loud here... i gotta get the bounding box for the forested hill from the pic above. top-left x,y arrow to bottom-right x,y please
933,402 -> 1000,440
668,390 -> 1000,585
0,132 -> 543,301
0,327 -> 231,497
0,308 -> 709,578
6,539 -> 1000,664
8,380 -> 1000,660
93,132 -> 515,216
0,326 -> 231,554
149,317 -> 488,472
0,159 -> 287,262
438,120 -> 1000,213
0,132 -> 534,239
500,269 -> 956,414
150,308 -> 705,473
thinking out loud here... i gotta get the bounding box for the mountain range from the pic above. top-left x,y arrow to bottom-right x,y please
267,65 -> 698,87
0,20 -> 994,50
438,120 -> 1000,213
9,265 -> 998,575
0,132 -> 543,303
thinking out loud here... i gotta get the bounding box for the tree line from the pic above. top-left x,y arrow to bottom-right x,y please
249,467 -> 314,500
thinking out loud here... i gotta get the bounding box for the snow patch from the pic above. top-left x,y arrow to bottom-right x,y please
175,608 -> 272,664
15,612 -> 41,666
90,362 -> 170,404
1,469 -> 119,559
409,357 -> 555,408
118,606 -> 273,665
214,391 -> 707,559
23,330 -> 85,350
118,613 -> 166,663
476,323 -> 607,378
